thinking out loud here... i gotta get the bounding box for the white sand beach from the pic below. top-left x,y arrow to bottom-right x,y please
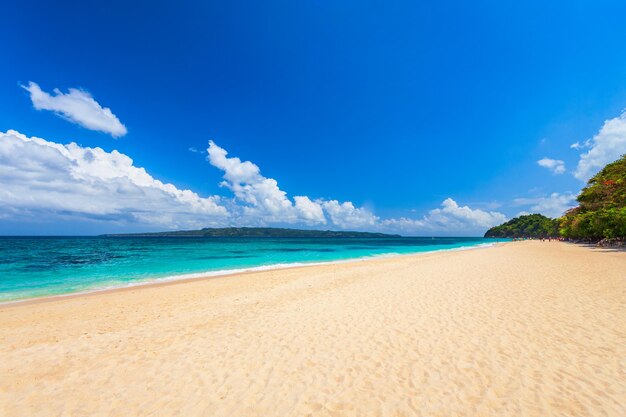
1,241 -> 625,416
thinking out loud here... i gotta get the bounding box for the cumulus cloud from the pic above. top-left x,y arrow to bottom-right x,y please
0,130 -> 227,228
537,157 -> 566,175
1,129 -> 508,234
321,200 -> 379,229
381,198 -> 506,234
205,141 -> 399,229
574,111 -> 626,181
513,192 -> 576,218
294,196 -> 326,224
422,198 -> 507,230
21,82 -> 127,137
206,140 -> 328,225
204,142 -> 503,233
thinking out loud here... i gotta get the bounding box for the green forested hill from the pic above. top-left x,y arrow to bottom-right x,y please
484,214 -> 559,238
485,155 -> 625,240
559,155 -> 626,239
103,227 -> 400,238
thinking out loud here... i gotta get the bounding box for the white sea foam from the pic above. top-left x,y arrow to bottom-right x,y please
0,241 -> 501,305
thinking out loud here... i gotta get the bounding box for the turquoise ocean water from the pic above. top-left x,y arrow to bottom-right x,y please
0,237 -> 507,302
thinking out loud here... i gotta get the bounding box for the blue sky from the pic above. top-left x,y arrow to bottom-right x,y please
1,1 -> 626,235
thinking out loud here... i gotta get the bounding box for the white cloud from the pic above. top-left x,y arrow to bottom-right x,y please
206,140 -> 326,225
21,82 -> 127,137
205,141 -> 385,229
574,111 -> 626,181
0,130 -> 227,228
189,146 -> 206,154
537,157 -> 566,174
425,198 -> 507,230
381,198 -> 506,234
1,130 -> 508,234
294,196 -> 326,224
570,139 -> 592,150
321,200 -> 378,229
513,192 -> 576,218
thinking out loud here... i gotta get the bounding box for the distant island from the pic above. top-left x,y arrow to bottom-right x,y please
102,227 -> 401,238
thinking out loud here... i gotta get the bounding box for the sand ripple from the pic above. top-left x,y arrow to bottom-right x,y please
1,241 -> 625,416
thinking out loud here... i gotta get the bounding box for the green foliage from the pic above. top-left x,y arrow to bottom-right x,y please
484,214 -> 559,238
559,155 -> 626,239
486,155 -> 626,240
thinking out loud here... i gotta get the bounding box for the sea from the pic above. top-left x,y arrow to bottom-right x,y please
0,236 -> 508,302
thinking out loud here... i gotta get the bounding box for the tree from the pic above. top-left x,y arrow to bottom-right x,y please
559,155 -> 626,240
484,214 -> 559,238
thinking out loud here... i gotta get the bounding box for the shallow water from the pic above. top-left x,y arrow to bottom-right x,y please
0,236 -> 507,301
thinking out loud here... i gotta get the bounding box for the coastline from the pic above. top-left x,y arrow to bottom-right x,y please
2,241 -> 624,416
0,240 -> 501,307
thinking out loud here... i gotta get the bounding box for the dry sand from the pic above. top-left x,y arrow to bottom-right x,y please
1,241 -> 625,416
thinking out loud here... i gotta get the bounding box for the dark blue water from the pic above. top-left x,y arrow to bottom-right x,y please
0,236 -> 507,302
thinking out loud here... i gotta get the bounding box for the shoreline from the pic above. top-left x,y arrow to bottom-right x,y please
3,240 -> 624,416
0,240 -> 502,308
